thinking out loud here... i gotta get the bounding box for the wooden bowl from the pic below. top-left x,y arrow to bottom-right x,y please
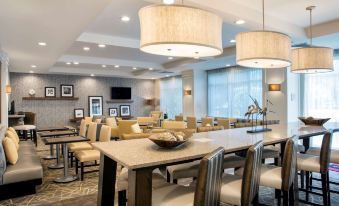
148,131 -> 192,149
298,117 -> 331,126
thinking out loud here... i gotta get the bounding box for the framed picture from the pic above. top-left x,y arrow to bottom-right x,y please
60,84 -> 74,97
120,105 -> 131,117
109,108 -> 118,117
45,87 -> 56,97
88,96 -> 103,117
74,108 -> 84,119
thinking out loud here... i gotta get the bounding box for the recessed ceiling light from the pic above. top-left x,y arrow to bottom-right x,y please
230,39 -> 236,43
102,65 -> 106,68
90,74 -> 95,77
168,56 -> 173,60
133,67 -> 137,70
29,70 -> 34,73
31,65 -> 37,68
83,47 -> 90,51
163,0 -> 175,4
226,64 -> 231,67
73,62 -> 79,65
98,44 -> 106,48
121,16 -> 130,22
114,65 -> 120,68
149,67 -> 153,71
38,42 -> 47,46
235,19 -> 245,25
151,78 -> 155,80
66,62 -> 71,65
166,75 -> 170,77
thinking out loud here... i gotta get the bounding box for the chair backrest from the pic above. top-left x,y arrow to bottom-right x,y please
281,136 -> 298,191
150,111 -> 162,120
162,121 -> 186,129
175,115 -> 184,121
105,117 -> 117,128
320,130 -> 333,174
118,120 -> 138,137
137,117 -> 155,123
217,118 -> 230,129
99,125 -> 111,142
86,122 -> 98,143
201,117 -> 213,127
24,112 -> 36,125
194,147 -> 224,206
79,120 -> 88,137
187,116 -> 197,129
241,141 -> 263,206
197,126 -> 224,133
84,117 -> 93,123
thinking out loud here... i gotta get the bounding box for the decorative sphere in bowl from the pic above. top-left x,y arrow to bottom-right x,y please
148,131 -> 192,148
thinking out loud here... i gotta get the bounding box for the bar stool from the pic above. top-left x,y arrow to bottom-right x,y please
297,131 -> 333,206
220,141 -> 263,206
260,137 -> 298,206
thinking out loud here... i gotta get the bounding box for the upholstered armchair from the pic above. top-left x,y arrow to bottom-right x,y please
186,116 -> 197,130
175,115 -> 184,121
84,117 -> 93,124
162,120 -> 186,129
201,117 -> 213,126
150,111 -> 163,126
137,117 -> 157,128
105,117 -> 119,139
217,118 -> 231,129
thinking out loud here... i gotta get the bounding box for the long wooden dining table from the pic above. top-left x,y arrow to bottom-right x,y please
93,122 -> 339,206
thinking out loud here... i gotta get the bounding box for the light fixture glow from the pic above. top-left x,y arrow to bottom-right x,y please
168,56 -> 173,60
31,65 -> 37,68
149,68 -> 153,71
226,64 -> 231,67
6,85 -> 12,94
133,67 -> 137,70
235,0 -> 291,69
90,74 -> 95,77
73,62 -> 79,65
139,5 -> 222,57
166,75 -> 169,77
194,56 -> 200,59
83,47 -> 90,51
102,65 -> 106,68
66,62 -> 71,65
121,16 -> 130,22
291,6 -> 333,73
235,19 -> 245,25
98,44 -> 106,48
38,42 -> 47,46
114,65 -> 120,68
29,70 -> 34,73
230,39 -> 236,43
163,0 -> 175,4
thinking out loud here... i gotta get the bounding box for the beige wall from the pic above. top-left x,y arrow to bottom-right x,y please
0,52 -> 9,126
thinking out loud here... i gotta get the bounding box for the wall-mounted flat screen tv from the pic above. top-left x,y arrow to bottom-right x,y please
111,87 -> 131,99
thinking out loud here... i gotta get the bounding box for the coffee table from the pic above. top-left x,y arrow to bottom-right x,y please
43,136 -> 89,183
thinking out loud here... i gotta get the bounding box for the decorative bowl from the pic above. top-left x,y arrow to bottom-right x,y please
148,131 -> 192,149
298,117 -> 331,126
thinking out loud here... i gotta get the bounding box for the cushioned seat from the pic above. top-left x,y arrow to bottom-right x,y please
220,174 -> 242,205
306,147 -> 339,163
152,184 -> 195,206
13,125 -> 36,131
297,153 -> 320,173
260,165 -> 282,189
18,143 -> 36,155
3,154 -> 42,184
75,150 -> 100,162
68,142 -> 92,152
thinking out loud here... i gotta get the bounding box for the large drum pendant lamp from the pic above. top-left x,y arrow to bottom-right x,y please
139,4 -> 223,58
236,0 -> 291,69
291,6 -> 333,73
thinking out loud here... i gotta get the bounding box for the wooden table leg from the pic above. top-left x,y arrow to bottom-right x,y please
97,154 -> 117,206
128,168 -> 153,206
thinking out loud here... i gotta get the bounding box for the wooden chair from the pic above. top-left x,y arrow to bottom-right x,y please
152,147 -> 224,206
297,131 -> 333,206
260,136 -> 298,206
187,116 -> 197,130
220,141 -> 263,206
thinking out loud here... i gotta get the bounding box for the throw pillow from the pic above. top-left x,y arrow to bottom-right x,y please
131,123 -> 142,134
3,137 -> 19,165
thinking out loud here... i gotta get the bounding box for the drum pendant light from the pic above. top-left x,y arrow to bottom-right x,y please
139,2 -> 223,58
291,6 -> 333,73
236,0 -> 291,69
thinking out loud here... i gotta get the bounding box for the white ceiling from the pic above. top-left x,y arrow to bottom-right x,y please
2,0 -> 339,79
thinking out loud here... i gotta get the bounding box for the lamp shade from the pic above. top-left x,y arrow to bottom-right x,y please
184,90 -> 192,95
268,84 -> 281,91
139,4 -> 223,58
291,47 -> 333,73
5,85 -> 11,94
236,31 -> 291,68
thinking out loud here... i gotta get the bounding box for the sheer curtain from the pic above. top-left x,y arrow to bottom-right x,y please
160,76 -> 183,119
208,67 -> 262,118
303,60 -> 339,148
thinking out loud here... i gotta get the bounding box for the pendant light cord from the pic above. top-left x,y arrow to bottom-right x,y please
262,0 -> 265,30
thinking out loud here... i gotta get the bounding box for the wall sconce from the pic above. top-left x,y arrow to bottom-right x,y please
5,85 -> 12,94
145,99 -> 155,105
268,84 -> 281,91
184,90 -> 192,96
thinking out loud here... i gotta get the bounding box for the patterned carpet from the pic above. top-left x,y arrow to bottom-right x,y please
0,138 -> 338,206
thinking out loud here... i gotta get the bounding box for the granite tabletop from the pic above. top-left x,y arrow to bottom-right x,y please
38,130 -> 78,137
43,136 -> 88,145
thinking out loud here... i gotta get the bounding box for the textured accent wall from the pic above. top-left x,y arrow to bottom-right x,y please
10,73 -> 155,128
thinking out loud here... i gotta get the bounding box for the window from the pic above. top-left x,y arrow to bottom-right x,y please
160,76 -> 183,119
303,60 -> 339,148
208,67 -> 262,118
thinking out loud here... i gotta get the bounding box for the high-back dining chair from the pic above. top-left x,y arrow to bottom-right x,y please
297,131 -> 333,206
220,141 -> 263,206
175,115 -> 184,121
201,117 -> 213,127
152,147 -> 225,206
197,126 -> 224,133
162,120 -> 186,129
217,118 -> 230,129
78,119 -> 87,137
187,116 -> 197,130
260,136 -> 298,205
